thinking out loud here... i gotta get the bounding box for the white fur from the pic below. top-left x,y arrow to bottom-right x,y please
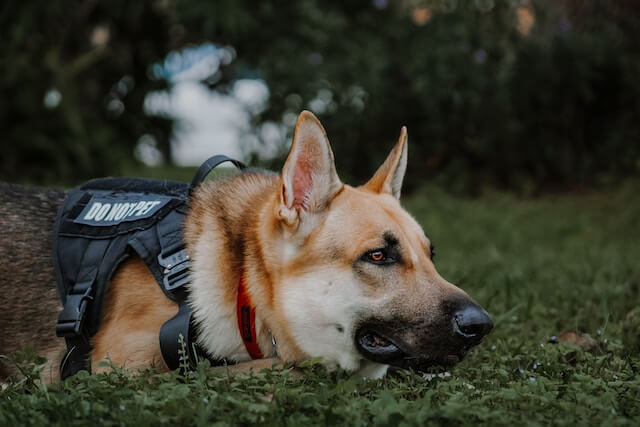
187,217 -> 253,362
279,266 -> 392,375
356,361 -> 389,379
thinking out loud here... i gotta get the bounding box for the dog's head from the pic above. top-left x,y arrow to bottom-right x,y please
271,111 -> 492,376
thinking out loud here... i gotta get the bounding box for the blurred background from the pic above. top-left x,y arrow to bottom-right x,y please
1,0 -> 639,194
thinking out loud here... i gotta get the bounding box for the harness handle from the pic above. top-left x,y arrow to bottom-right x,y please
190,155 -> 246,196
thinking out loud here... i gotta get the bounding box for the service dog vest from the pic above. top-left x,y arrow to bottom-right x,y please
53,155 -> 245,379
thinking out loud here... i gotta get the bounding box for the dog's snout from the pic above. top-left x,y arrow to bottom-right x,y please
453,304 -> 493,341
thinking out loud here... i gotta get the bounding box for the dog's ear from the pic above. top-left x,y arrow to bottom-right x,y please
278,111 -> 342,227
363,127 -> 408,199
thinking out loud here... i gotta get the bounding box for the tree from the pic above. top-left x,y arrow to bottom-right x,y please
3,0 -> 639,192
0,1 -> 173,184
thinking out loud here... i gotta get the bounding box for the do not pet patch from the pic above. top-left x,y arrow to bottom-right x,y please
74,194 -> 171,226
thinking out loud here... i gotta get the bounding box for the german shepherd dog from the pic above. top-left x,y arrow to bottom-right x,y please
0,111 -> 492,383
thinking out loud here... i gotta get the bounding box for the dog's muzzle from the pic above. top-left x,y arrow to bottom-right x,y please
354,297 -> 493,371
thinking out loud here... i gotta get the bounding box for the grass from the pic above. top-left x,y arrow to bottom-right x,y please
2,180 -> 639,426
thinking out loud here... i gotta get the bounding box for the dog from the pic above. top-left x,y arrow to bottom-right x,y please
0,111 -> 492,383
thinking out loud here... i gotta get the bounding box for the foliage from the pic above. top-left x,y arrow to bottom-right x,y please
2,181 -> 639,425
2,0 -> 640,190
0,1 -> 173,184
179,0 -> 640,193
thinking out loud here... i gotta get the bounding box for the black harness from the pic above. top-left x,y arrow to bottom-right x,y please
53,155 -> 245,379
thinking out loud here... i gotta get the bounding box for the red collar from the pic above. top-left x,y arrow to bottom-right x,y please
236,272 -> 264,359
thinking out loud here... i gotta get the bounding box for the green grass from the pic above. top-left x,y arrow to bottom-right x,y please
2,182 -> 639,426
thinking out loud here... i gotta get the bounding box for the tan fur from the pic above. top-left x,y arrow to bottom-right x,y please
364,127 -> 408,198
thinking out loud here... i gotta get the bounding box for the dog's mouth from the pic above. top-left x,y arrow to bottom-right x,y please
355,328 -> 405,363
354,326 -> 468,371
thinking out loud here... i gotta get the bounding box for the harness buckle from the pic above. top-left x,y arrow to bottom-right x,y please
158,247 -> 191,291
56,288 -> 93,337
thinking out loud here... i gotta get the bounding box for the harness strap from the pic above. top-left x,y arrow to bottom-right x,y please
57,239 -> 111,378
159,287 -> 193,369
156,210 -> 198,370
189,155 -> 246,196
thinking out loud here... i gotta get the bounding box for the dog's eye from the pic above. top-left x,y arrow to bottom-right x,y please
430,243 -> 435,261
363,249 -> 394,265
370,251 -> 384,262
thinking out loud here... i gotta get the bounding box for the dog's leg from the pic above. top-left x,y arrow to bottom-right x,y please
91,256 -> 177,373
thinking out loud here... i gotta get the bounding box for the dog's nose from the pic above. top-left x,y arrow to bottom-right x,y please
453,304 -> 493,341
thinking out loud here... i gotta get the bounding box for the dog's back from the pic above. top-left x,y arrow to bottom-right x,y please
0,183 -> 67,380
